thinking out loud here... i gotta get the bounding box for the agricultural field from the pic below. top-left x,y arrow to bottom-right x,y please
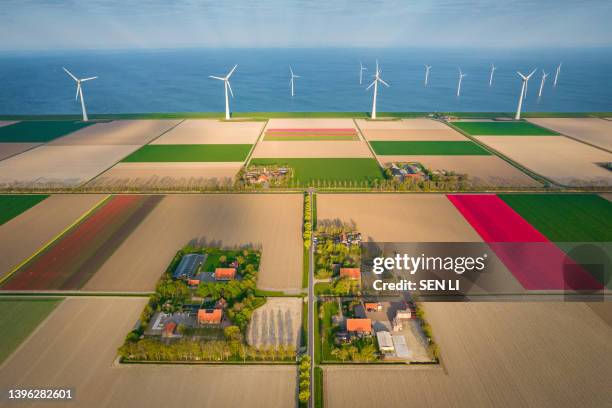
0,143 -> 40,161
83,194 -> 303,292
152,119 -> 264,144
476,136 -> 612,186
0,194 -> 107,280
370,141 -> 490,155
251,141 -> 373,158
0,120 -> 93,143
0,121 -> 18,127
0,297 -> 297,408
249,158 -> 383,185
527,118 -> 612,151
324,302 -> 612,408
356,118 -> 450,130
0,194 -> 48,225
0,144 -> 142,187
266,118 -> 356,129
263,128 -> 359,141
357,118 -> 467,141
48,119 -> 181,146
451,121 -> 559,136
87,162 -> 242,190
246,297 -> 303,349
0,298 -> 61,363
1,195 -> 162,290
122,144 -> 252,162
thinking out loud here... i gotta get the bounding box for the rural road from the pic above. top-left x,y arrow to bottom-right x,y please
307,189 -> 315,408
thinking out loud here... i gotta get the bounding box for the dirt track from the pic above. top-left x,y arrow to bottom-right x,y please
83,194 -> 303,292
477,136 -> 612,186
152,119 -> 264,144
0,297 -> 297,408
0,194 -> 107,280
379,155 -> 541,187
0,143 -> 40,161
527,118 -> 612,151
325,302 -> 612,408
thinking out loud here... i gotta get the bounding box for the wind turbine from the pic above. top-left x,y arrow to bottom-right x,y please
457,67 -> 466,97
424,65 -> 432,86
538,70 -> 549,98
289,67 -> 300,97
359,62 -> 367,85
63,67 -> 97,122
489,64 -> 496,87
553,62 -> 562,86
209,64 -> 238,120
366,61 -> 390,119
515,69 -> 537,120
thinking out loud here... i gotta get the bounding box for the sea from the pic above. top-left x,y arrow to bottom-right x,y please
0,48 -> 610,114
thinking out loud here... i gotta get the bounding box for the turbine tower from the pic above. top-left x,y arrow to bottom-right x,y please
289,67 -> 300,97
209,64 -> 238,120
538,70 -> 549,98
424,65 -> 432,86
366,61 -> 390,119
457,67 -> 466,97
63,67 -> 97,122
359,62 -> 367,85
515,69 -> 537,120
489,64 -> 496,87
553,62 -> 562,86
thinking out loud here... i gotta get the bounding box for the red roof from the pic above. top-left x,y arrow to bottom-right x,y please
364,302 -> 380,311
198,309 -> 223,324
215,268 -> 237,280
339,268 -> 361,280
346,318 -> 372,333
163,321 -> 177,335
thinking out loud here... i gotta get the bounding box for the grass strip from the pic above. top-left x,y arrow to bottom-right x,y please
370,140 -> 491,155
122,144 -> 252,162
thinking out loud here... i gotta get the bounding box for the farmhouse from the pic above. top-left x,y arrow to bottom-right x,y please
339,267 -> 361,280
392,308 -> 413,331
214,267 -> 237,281
364,302 -> 382,312
346,318 -> 372,335
376,331 -> 395,353
173,253 -> 206,280
198,308 -> 223,325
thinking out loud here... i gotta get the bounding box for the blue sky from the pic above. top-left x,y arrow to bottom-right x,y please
1,0 -> 610,50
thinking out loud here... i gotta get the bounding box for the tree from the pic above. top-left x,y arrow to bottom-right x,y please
298,390 -> 310,403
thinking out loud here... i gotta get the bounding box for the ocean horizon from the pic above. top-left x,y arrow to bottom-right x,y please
1,47 -> 611,115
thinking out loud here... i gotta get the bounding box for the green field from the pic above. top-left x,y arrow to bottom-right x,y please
452,121 -> 559,136
0,298 -> 62,363
0,195 -> 49,225
370,140 -> 491,155
501,194 -> 612,288
249,158 -> 384,184
0,121 -> 92,143
122,144 -> 252,162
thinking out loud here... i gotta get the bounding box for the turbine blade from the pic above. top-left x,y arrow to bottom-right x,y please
63,67 -> 78,82
227,80 -> 234,98
226,64 -> 238,79
378,78 -> 390,87
526,68 -> 537,79
80,76 -> 98,82
209,76 -> 224,80
517,71 -> 527,80
75,83 -> 80,101
366,80 -> 376,90
290,66 -> 293,76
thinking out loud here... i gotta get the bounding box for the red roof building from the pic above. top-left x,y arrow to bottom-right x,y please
198,309 -> 223,325
339,268 -> 361,280
346,318 -> 372,334
162,321 -> 177,337
214,268 -> 237,281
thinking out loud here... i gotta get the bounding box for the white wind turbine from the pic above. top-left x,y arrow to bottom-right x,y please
289,67 -> 300,97
359,62 -> 368,85
489,63 -> 496,87
538,70 -> 549,98
456,67 -> 466,96
209,64 -> 238,120
63,67 -> 97,122
515,69 -> 537,120
366,61 -> 390,119
424,65 -> 432,86
553,62 -> 562,86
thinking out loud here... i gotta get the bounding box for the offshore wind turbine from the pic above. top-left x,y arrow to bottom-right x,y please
489,64 -> 496,87
424,65 -> 432,86
553,62 -> 562,86
359,62 -> 367,85
209,64 -> 238,120
289,67 -> 300,97
62,67 -> 97,122
538,70 -> 549,97
366,61 -> 390,119
515,69 -> 537,120
456,67 -> 466,96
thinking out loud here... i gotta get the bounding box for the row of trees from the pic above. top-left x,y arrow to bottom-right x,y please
303,194 -> 312,249
298,356 -> 311,405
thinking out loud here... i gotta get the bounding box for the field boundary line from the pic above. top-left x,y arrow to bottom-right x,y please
244,119 -> 269,167
353,119 -> 384,168
0,143 -> 44,163
0,195 -> 112,287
